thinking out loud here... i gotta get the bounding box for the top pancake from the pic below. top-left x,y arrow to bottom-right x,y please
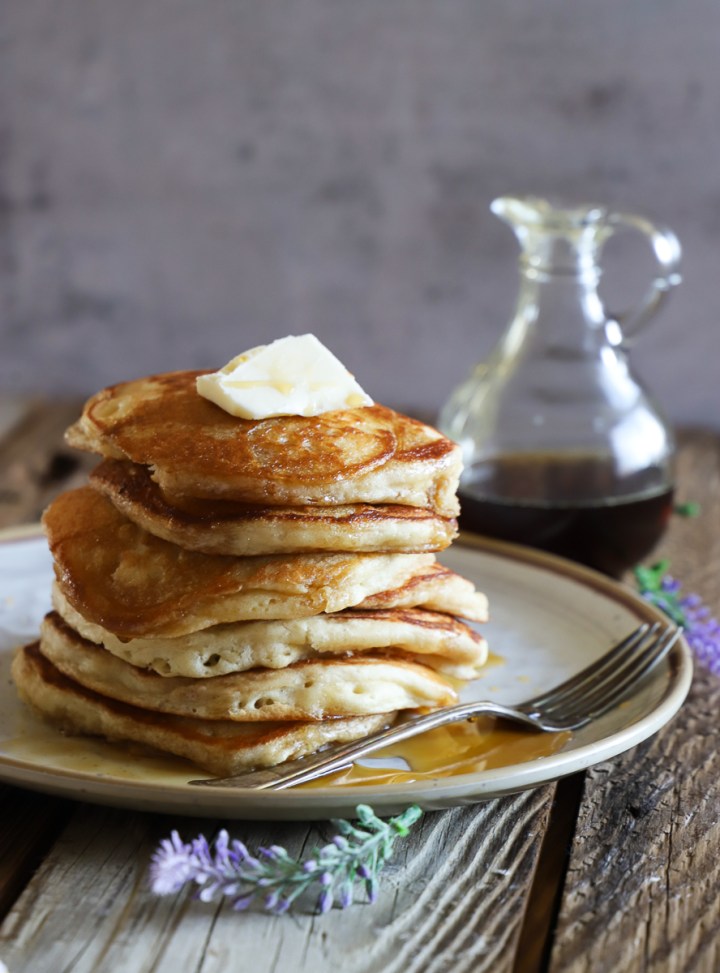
65,371 -> 462,517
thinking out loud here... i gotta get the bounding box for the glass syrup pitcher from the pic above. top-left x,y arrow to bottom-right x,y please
438,194 -> 682,578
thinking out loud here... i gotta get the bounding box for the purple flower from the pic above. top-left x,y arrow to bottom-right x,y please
317,888 -> 334,914
225,839 -> 249,865
338,882 -> 354,909
198,884 -> 220,903
365,875 -> 379,903
231,893 -> 255,912
680,596 -> 720,675
272,896 -> 292,915
264,891 -> 281,911
636,562 -> 720,676
258,845 -> 286,862
149,804 -> 423,916
150,831 -> 200,895
213,830 -> 230,866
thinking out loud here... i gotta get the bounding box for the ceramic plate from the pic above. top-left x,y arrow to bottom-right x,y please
0,527 -> 692,820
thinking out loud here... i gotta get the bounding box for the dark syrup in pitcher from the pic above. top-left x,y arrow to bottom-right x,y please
458,454 -> 674,578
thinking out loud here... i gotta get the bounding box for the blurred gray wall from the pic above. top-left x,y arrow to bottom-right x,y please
1,0 -> 718,427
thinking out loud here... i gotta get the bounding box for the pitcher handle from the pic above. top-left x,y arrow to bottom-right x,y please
605,212 -> 682,343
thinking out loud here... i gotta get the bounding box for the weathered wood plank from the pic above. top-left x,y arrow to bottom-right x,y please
0,402 -> 89,926
548,430 -> 720,973
0,790 -> 554,973
0,785 -> 73,921
0,399 -> 31,443
0,399 -> 93,529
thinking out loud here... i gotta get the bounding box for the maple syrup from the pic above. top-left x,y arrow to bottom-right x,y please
458,454 -> 674,578
301,718 -> 570,789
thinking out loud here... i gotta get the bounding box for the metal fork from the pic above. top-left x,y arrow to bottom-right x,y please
190,621 -> 681,791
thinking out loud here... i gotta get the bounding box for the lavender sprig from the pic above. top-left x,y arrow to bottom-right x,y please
635,560 -> 720,675
149,803 -> 422,915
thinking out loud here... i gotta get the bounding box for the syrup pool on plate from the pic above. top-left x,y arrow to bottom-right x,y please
300,718 -> 571,789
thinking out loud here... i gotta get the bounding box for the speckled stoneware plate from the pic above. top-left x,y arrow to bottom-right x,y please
0,526 -> 692,820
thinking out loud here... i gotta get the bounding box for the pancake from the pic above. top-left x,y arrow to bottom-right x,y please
44,487 -> 436,637
39,613 -> 458,721
89,459 -> 457,555
362,563 -> 490,622
11,642 -> 394,776
52,584 -> 488,679
65,371 -> 462,517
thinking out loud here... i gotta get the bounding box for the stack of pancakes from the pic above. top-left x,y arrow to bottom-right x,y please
12,370 -> 489,777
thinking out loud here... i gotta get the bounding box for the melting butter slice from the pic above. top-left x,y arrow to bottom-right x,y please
196,334 -> 373,419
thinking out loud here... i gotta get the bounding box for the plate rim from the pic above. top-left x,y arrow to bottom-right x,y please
0,525 -> 694,818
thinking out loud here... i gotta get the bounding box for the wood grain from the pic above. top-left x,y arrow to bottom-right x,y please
0,785 -> 73,921
0,791 -> 554,973
0,399 -> 94,530
548,430 -> 720,973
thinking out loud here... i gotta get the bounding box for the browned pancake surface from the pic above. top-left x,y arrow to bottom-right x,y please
39,613 -> 458,721
65,371 -> 461,515
12,642 -> 395,776
89,459 -> 457,555
43,487 -> 435,637
362,563 -> 490,622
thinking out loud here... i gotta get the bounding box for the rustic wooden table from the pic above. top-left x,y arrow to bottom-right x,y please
0,401 -> 718,973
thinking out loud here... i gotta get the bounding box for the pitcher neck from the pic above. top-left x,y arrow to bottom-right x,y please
515,258 -> 607,337
519,233 -> 604,283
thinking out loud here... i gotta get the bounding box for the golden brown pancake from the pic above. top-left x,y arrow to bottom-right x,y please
362,563 -> 490,622
52,584 -> 488,679
65,371 -> 462,517
39,613 -> 458,721
89,458 -> 457,555
12,642 -> 395,777
43,487 -> 437,638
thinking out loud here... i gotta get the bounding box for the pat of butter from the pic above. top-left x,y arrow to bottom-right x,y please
196,334 -> 373,419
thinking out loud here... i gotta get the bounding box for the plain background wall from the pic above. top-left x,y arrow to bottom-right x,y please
1,0 -> 718,427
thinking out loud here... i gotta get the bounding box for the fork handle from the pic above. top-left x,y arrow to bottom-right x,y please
190,701 -> 538,790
